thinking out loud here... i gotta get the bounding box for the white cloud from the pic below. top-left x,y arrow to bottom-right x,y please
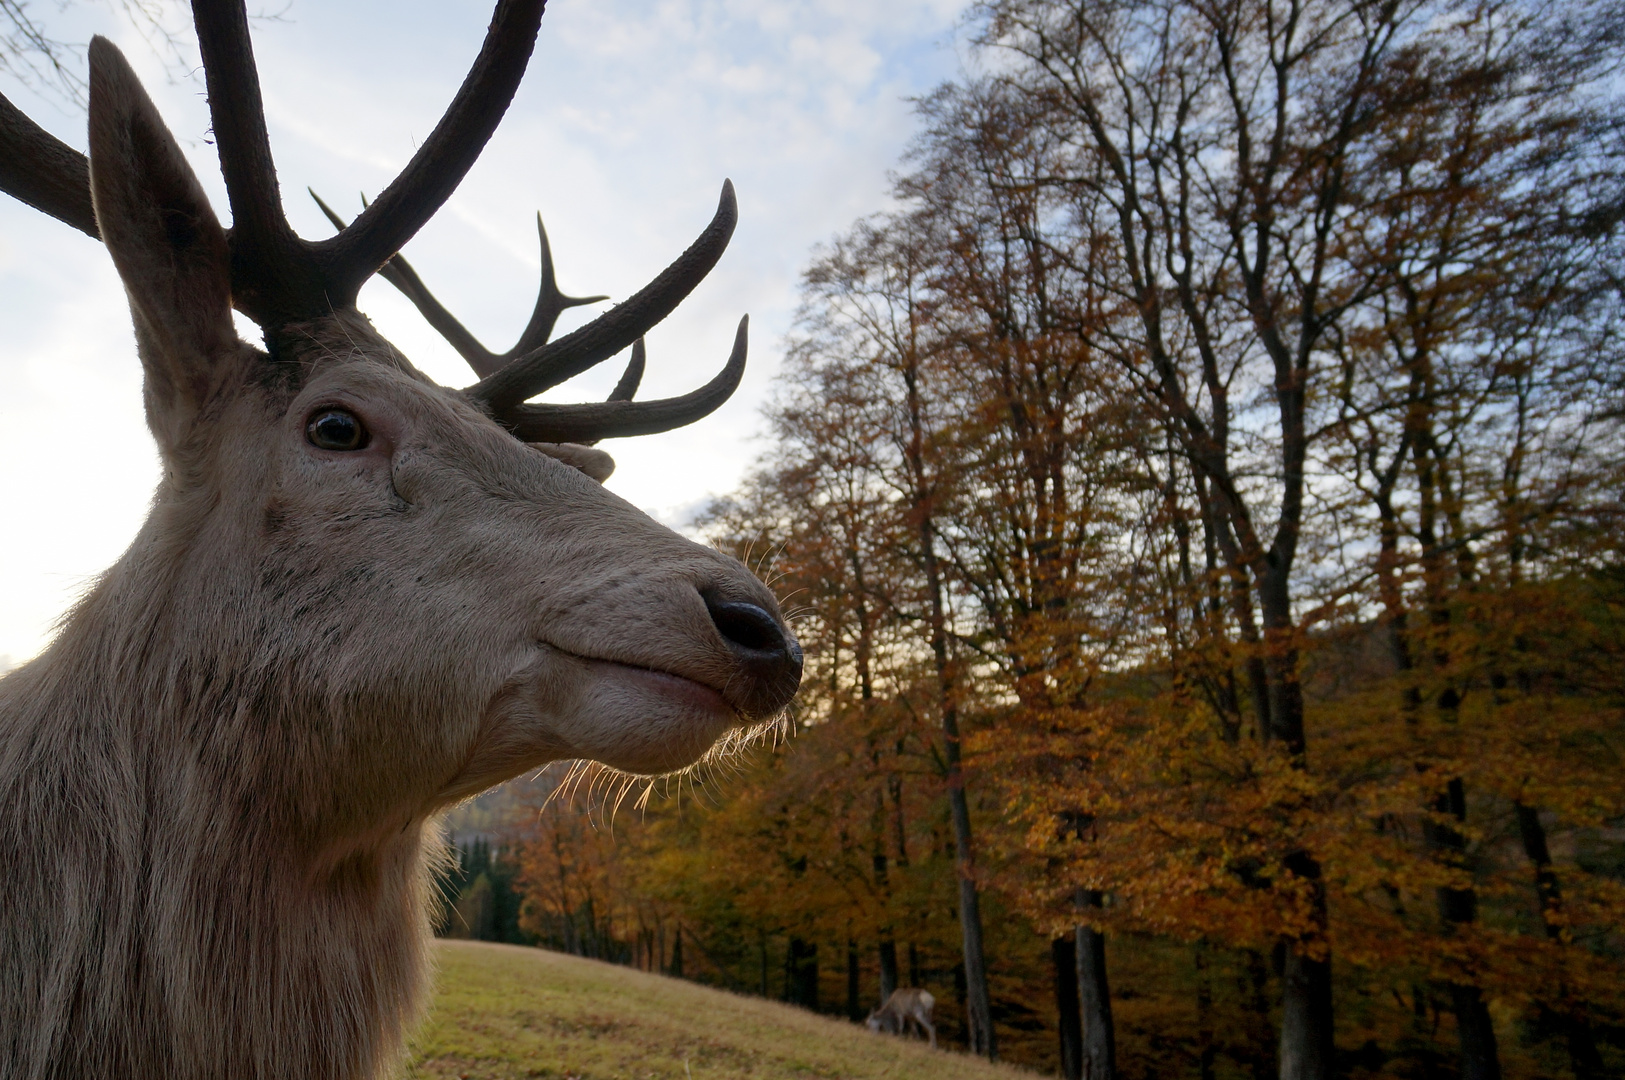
0,0 -> 965,663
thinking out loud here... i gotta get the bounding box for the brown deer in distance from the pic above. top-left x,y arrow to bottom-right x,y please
0,2 -> 801,1078
866,987 -> 938,1049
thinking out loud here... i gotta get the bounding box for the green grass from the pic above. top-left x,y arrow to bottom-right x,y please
402,940 -> 1036,1080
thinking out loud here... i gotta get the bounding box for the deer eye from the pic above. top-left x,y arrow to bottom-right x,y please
306,409 -> 369,451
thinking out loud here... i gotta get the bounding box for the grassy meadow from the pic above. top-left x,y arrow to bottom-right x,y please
401,940 -> 1034,1080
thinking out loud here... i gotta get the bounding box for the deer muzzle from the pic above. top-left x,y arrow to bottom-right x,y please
703,596 -> 803,719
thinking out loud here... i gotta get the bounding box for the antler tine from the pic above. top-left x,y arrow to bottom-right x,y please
311,191 -> 610,380
576,340 -> 647,446
505,317 -> 746,444
506,213 -> 610,360
316,0 -> 546,305
193,1 -> 313,325
0,92 -> 98,240
467,180 -> 738,413
311,188 -> 501,374
607,339 -> 646,403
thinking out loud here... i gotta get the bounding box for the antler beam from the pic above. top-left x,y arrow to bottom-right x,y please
192,0 -> 310,321
314,0 -> 547,301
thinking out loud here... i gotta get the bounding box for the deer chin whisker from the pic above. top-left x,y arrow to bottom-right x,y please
546,707 -> 785,819
683,710 -> 790,774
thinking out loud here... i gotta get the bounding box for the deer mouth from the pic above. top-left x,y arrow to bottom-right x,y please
527,645 -> 748,775
586,658 -> 739,719
537,642 -> 741,721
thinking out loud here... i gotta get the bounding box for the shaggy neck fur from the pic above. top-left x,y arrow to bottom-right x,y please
0,492 -> 441,1080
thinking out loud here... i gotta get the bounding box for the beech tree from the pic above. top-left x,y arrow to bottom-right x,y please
770,212 -> 1005,1057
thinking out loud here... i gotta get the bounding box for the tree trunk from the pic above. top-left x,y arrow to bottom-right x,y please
950,781 -> 996,1059
1196,943 -> 1217,1080
882,769 -> 906,1003
1394,443 -> 1502,1080
1426,777 -> 1501,1080
1278,948 -> 1333,1080
1207,499 -> 1271,740
1075,892 -> 1116,1080
1258,577 -> 1333,1080
1278,853 -> 1333,1080
787,938 -> 818,1009
759,933 -> 769,997
847,938 -> 862,1021
954,961 -> 968,1046
1244,949 -> 1278,1080
874,842 -> 899,1003
900,348 -> 995,1061
1053,936 -> 1083,1080
1448,983 -> 1502,1080
878,933 -> 899,1004
934,554 -> 994,1058
1516,802 -> 1605,1079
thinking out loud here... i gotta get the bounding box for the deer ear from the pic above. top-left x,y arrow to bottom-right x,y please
87,36 -> 236,446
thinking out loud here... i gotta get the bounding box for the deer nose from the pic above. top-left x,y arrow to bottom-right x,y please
704,596 -> 803,718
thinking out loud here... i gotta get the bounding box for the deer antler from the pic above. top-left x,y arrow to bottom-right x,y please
0,0 -> 747,444
463,182 -> 742,441
194,0 -> 548,325
506,317 -> 746,443
309,192 -> 608,380
310,185 -> 743,443
0,94 -> 97,240
466,181 -> 738,415
608,339 -> 647,404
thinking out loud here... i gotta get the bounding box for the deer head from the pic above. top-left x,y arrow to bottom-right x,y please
6,0 -> 801,793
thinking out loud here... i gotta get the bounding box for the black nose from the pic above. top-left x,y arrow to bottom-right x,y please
704,597 -> 803,718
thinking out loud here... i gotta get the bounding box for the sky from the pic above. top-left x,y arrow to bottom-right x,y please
0,0 -> 969,667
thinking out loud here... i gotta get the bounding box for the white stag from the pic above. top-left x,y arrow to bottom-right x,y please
866,988 -> 938,1049
0,3 -> 801,1078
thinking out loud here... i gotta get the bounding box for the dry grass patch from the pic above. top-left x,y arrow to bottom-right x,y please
402,940 -> 1034,1080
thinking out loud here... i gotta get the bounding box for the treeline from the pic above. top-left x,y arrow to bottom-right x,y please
435,838 -> 530,946
468,1 -> 1625,1077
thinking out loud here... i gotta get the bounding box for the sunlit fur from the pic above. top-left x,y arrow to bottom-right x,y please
0,40 -> 796,1080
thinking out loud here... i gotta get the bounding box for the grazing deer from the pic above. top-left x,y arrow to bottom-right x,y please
0,3 -> 801,1078
866,988 -> 938,1049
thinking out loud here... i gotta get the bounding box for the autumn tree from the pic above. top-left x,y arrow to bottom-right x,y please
970,0 -> 1625,1076
775,209 -> 1008,1056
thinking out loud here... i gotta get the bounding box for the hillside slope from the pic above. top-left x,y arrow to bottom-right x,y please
403,940 -> 1035,1080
